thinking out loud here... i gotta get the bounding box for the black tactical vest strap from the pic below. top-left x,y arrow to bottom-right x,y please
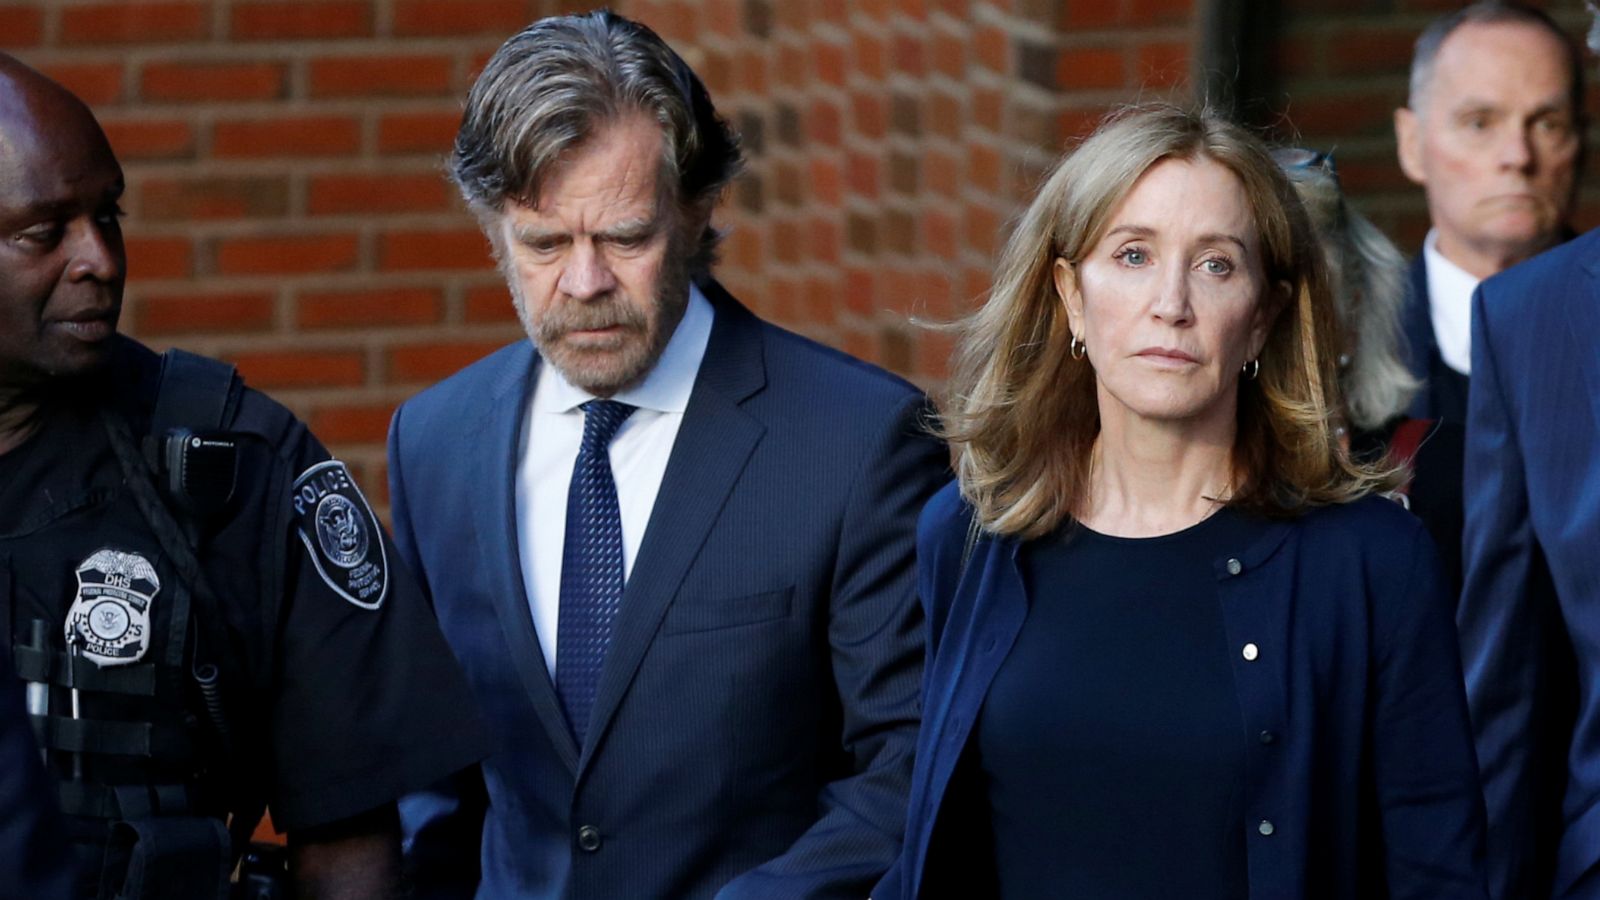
151,350 -> 239,438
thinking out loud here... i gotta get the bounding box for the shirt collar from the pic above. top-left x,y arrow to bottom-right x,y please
1422,229 -> 1482,308
535,282 -> 714,415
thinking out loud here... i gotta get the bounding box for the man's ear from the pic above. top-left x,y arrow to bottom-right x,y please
1053,257 -> 1084,337
1394,106 -> 1427,186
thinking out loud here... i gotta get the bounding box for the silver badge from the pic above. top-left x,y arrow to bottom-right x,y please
293,460 -> 388,610
64,549 -> 159,667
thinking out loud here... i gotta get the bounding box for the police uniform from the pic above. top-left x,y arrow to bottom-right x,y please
0,335 -> 486,898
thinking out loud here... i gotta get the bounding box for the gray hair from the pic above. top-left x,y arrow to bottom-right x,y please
1407,1 -> 1585,115
451,10 -> 743,273
1279,157 -> 1419,431
1589,0 -> 1600,54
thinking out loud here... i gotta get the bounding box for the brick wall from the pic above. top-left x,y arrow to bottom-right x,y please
17,1 -> 1593,497
3,0 -> 1199,497
1266,0 -> 1598,250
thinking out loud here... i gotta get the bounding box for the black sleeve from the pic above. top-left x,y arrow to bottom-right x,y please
263,429 -> 489,834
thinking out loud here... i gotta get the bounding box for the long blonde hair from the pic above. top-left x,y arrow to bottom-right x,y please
943,104 -> 1396,539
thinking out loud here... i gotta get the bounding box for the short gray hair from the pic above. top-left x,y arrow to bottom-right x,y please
1407,1 -> 1584,115
451,10 -> 743,273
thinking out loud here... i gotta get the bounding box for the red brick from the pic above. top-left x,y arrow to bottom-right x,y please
1275,34 -> 1322,79
309,403 -> 400,445
852,92 -> 888,140
973,87 -> 1004,132
853,33 -> 887,81
377,110 -> 461,155
213,116 -> 361,158
216,234 -> 361,275
973,25 -> 1008,74
844,268 -> 875,316
1128,0 -> 1189,26
803,276 -> 838,325
464,283 -> 518,323
926,92 -> 961,141
809,159 -> 842,207
726,227 -> 762,273
635,1 -> 697,43
297,287 -> 443,329
930,29 -> 966,79
0,5 -> 44,46
808,218 -> 841,265
102,119 -> 196,161
814,42 -> 847,87
1136,41 -> 1188,90
968,143 -> 1002,193
915,329 -> 957,378
1061,0 -> 1122,28
924,149 -> 960,197
377,230 -> 491,272
63,3 -> 209,44
231,349 -> 365,388
776,44 -> 807,90
964,202 -> 1002,258
894,0 -> 928,20
39,62 -> 123,105
1058,47 -> 1125,90
771,219 -> 801,265
136,291 -> 275,334
1058,106 -> 1109,141
704,0 -> 741,37
141,61 -> 286,103
697,48 -> 733,96
392,0 -> 531,36
846,152 -> 880,197
807,100 -> 842,146
308,54 -> 455,98
815,0 -> 849,25
308,173 -> 453,215
1326,28 -> 1419,77
140,175 -> 290,221
388,341 -> 505,382
125,237 -> 193,279
891,33 -> 925,78
231,1 -> 370,39
1286,91 -> 1400,136
923,209 -> 959,259
733,50 -> 769,96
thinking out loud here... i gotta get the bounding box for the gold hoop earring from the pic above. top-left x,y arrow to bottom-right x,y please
1242,359 -> 1260,380
1070,336 -> 1087,360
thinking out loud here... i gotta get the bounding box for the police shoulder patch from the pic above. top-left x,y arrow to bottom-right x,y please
292,460 -> 388,610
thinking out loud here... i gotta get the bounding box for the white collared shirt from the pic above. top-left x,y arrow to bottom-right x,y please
515,285 -> 714,676
1422,229 -> 1479,376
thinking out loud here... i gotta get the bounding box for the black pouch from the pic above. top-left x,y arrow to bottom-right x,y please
101,816 -> 230,900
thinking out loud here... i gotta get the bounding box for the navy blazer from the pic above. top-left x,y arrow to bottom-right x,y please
1402,254 -> 1471,423
876,484 -> 1488,900
388,280 -> 948,899
1461,227 -> 1600,899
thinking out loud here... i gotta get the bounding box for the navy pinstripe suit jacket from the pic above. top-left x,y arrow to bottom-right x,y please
1461,227 -> 1600,900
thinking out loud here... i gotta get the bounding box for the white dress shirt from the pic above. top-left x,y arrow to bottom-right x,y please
1422,229 -> 1480,376
515,285 -> 714,677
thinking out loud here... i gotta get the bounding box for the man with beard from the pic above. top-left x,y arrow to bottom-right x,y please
0,54 -> 487,898
1459,4 -> 1600,896
387,11 -> 948,899
1393,1 -> 1584,423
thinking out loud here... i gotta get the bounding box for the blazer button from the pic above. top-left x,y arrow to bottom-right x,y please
1258,730 -> 1276,745
577,825 -> 602,853
1257,820 -> 1275,837
1226,558 -> 1243,576
1241,642 -> 1259,661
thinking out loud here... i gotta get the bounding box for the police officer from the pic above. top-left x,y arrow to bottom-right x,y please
0,55 -> 487,898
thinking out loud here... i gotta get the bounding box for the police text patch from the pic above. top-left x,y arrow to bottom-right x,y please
293,460 -> 388,610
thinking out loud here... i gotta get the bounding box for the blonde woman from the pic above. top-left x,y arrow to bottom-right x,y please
874,105 -> 1486,899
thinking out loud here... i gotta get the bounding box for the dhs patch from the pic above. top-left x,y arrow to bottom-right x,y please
64,549 -> 159,667
293,460 -> 388,610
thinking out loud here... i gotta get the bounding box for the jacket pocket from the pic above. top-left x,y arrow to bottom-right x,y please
661,587 -> 793,635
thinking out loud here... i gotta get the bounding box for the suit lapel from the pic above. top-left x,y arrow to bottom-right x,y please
580,281 -> 768,770
469,341 -> 582,772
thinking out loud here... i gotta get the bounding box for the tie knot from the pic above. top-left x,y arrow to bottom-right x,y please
579,399 -> 636,451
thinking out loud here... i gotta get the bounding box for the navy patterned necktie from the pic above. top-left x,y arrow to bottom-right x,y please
556,399 -> 636,744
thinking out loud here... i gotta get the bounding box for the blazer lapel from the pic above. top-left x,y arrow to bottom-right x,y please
470,342 -> 581,772
579,281 -> 768,770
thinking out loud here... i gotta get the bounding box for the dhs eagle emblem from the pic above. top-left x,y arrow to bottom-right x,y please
64,549 -> 159,667
293,460 -> 388,610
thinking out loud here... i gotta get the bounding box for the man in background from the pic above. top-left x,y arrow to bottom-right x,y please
1393,0 -> 1583,422
389,11 -> 947,898
1458,1 -> 1600,894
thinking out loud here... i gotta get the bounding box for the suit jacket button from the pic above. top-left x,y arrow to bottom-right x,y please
1241,642 -> 1259,661
577,825 -> 602,852
1257,820 -> 1275,836
1226,558 -> 1243,576
1258,730 -> 1276,745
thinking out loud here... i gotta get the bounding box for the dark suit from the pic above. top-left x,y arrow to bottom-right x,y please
1461,226 -> 1600,899
1402,254 -> 1472,423
388,280 -> 948,899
